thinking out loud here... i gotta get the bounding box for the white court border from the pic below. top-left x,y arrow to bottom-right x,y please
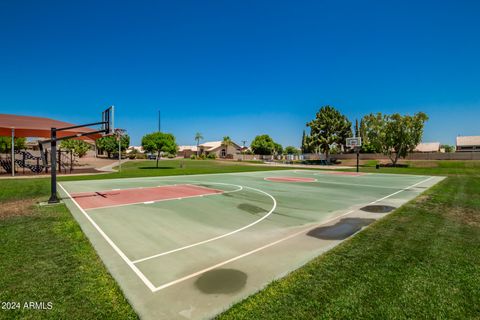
59,175 -> 434,293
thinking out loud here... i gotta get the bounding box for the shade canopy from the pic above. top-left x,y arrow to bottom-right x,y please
0,114 -> 102,140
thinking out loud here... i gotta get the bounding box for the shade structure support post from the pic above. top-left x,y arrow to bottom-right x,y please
11,128 -> 15,177
48,128 -> 58,203
118,137 -> 121,172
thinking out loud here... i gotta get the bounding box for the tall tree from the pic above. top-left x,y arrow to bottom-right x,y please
284,146 -> 300,155
440,144 -> 454,153
222,136 -> 232,158
60,139 -> 90,158
359,113 -> 383,153
273,142 -> 283,156
306,105 -> 352,159
362,112 -> 429,165
301,130 -> 307,154
95,135 -> 130,158
194,132 -> 203,157
251,134 -> 276,155
141,132 -> 177,167
300,130 -> 314,154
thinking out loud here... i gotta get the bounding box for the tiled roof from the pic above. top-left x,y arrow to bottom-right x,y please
414,142 -> 440,152
177,145 -> 198,152
456,136 -> 480,146
199,140 -> 241,151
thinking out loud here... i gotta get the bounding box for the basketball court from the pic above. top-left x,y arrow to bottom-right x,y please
58,169 -> 444,319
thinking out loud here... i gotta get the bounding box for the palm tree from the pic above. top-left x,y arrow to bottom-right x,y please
194,132 -> 203,157
222,136 -> 232,158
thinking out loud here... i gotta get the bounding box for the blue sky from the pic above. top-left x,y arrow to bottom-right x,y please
1,0 -> 479,147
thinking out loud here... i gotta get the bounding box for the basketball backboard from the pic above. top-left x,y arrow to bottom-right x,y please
102,106 -> 114,135
346,137 -> 362,148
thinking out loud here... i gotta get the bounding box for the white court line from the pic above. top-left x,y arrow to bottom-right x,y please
150,175 -> 435,292
293,170 -> 429,189
85,183 -> 243,211
293,169 -> 429,178
182,183 -> 226,193
263,177 -> 318,182
133,185 -> 277,264
314,180 -> 414,190
71,183 -> 190,196
368,176 -> 434,204
63,169 -> 285,189
152,208 -> 356,292
58,183 -> 157,292
60,174 -> 435,293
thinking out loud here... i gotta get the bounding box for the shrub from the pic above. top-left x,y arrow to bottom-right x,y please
167,153 -> 175,158
190,154 -> 197,160
135,153 -> 147,159
199,154 -> 206,160
207,153 -> 216,159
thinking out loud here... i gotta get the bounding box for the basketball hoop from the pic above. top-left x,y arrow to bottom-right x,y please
346,137 -> 362,173
346,137 -> 362,149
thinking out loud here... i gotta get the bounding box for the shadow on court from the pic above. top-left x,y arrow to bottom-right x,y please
360,205 -> 396,213
237,203 -> 267,214
307,218 -> 376,240
195,269 -> 247,294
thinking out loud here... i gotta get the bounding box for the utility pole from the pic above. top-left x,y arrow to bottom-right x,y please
356,119 -> 360,173
241,140 -> 247,161
158,110 -> 161,132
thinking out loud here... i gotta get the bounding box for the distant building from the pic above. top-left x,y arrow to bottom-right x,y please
199,140 -> 241,158
126,146 -> 144,154
177,145 -> 197,158
177,140 -> 241,158
456,136 -> 480,152
414,142 -> 440,153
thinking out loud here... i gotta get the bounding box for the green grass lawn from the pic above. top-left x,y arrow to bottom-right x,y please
218,174 -> 480,319
356,160 -> 480,176
0,193 -> 138,319
1,159 -> 479,319
59,159 -> 288,182
0,160 -> 288,319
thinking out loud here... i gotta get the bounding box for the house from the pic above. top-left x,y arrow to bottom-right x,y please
456,136 -> 480,152
414,142 -> 440,153
177,145 -> 197,158
126,146 -> 144,154
177,140 -> 242,158
200,141 -> 242,158
198,140 -> 242,158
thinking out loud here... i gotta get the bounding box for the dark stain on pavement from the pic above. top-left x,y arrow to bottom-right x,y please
360,205 -> 396,213
195,269 -> 247,294
307,218 -> 376,240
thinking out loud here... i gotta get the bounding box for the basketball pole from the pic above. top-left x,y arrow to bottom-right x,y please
356,147 -> 359,173
44,107 -> 113,203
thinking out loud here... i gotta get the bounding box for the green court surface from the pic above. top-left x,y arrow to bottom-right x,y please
58,169 -> 444,319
